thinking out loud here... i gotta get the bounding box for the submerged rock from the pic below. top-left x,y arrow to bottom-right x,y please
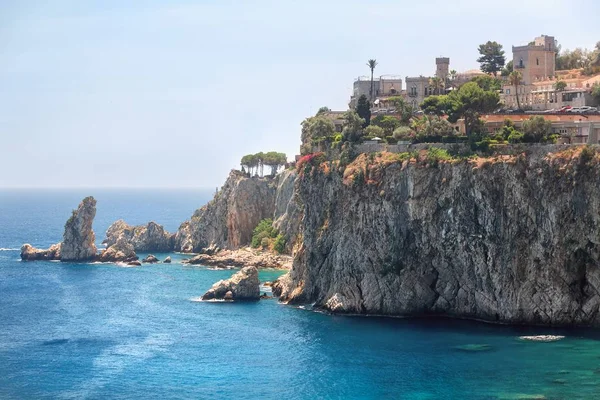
453,344 -> 493,352
127,261 -> 142,266
20,243 -> 61,261
201,266 -> 260,301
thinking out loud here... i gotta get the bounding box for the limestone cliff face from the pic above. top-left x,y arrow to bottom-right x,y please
59,196 -> 98,261
103,220 -> 174,252
278,148 -> 600,326
273,169 -> 301,253
174,170 -> 279,252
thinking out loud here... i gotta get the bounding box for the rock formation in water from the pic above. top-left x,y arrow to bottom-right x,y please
21,196 -> 98,262
20,243 -> 61,261
97,236 -> 138,263
201,266 -> 260,301
174,170 -> 280,252
276,147 -> 600,326
60,196 -> 98,261
103,220 -> 174,252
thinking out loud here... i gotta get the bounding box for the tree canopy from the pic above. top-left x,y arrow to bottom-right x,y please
477,41 -> 506,76
501,60 -> 513,77
554,80 -> 567,91
300,116 -> 336,154
355,94 -> 371,127
341,110 -> 365,143
522,116 -> 553,143
421,82 -> 499,139
240,152 -> 287,177
471,75 -> 502,92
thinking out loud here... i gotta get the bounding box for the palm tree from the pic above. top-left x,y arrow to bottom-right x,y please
367,59 -> 378,102
509,71 -> 522,110
449,70 -> 458,89
429,76 -> 444,95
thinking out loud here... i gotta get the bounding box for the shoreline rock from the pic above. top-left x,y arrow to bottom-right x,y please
183,247 -> 292,269
201,266 -> 260,301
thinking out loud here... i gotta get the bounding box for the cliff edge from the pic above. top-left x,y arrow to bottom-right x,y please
277,147 -> 600,326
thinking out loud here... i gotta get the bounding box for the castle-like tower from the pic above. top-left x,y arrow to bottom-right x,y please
512,35 -> 556,85
435,57 -> 450,81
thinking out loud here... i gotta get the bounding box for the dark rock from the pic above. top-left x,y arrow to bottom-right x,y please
142,254 -> 159,263
163,256 -> 172,263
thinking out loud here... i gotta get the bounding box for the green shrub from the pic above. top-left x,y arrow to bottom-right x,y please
508,131 -> 524,143
273,234 -> 286,254
251,218 -> 277,248
261,237 -> 270,248
426,147 -> 453,166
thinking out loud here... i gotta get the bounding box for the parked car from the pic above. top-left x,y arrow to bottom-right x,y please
578,106 -> 597,114
567,107 -> 584,113
542,109 -> 557,113
558,106 -> 573,113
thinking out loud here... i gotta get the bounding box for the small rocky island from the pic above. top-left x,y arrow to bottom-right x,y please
201,266 -> 260,301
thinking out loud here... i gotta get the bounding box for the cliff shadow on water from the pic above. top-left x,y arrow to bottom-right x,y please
277,146 -> 600,327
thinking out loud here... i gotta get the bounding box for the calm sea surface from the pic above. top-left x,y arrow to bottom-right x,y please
1,189 -> 600,399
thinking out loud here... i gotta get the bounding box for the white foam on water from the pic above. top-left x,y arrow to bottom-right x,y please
0,248 -> 19,251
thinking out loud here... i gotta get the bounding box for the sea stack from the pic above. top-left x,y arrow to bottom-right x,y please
60,196 -> 98,261
21,196 -> 98,262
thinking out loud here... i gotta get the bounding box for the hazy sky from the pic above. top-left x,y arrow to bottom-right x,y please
1,0 -> 598,188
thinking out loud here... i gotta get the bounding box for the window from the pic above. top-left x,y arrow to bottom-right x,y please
506,89 -> 511,94
536,58 -> 539,66
519,58 -> 524,68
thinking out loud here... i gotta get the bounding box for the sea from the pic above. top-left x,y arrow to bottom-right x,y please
1,189 -> 600,399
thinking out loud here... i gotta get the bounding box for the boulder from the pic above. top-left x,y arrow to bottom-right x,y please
201,266 -> 260,301
20,243 -> 61,261
97,236 -> 138,263
201,243 -> 220,255
142,254 -> 159,263
60,196 -> 98,261
163,256 -> 172,263
127,261 -> 142,266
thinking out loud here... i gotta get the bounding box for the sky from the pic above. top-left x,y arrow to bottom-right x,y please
1,0 -> 599,188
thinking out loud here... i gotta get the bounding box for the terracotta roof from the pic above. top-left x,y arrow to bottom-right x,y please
481,114 -> 600,123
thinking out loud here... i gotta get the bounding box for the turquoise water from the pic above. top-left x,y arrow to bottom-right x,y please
2,190 -> 600,399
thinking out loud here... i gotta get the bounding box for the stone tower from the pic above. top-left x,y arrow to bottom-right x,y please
512,35 -> 556,85
435,57 -> 450,81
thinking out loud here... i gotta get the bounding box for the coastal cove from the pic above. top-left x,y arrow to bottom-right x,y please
2,189 -> 600,399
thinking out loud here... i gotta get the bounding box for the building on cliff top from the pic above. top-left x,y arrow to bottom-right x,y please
501,34 -> 600,111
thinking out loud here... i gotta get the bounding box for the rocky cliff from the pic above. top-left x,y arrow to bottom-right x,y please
277,148 -> 600,326
174,170 -> 280,252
